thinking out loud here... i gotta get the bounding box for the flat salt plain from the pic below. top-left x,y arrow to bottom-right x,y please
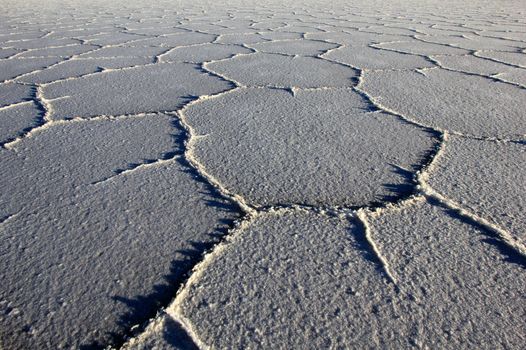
0,0 -> 525,348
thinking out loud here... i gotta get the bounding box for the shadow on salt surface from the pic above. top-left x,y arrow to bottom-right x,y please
379,153 -> 525,269
427,196 -> 526,269
111,240 -> 222,346
81,193 -> 238,350
379,164 -> 415,205
80,119 -> 241,350
377,126 -> 442,206
160,317 -> 200,350
0,103 -> 45,148
79,127 -> 427,349
107,119 -> 190,177
350,217 -> 395,281
0,85 -> 43,147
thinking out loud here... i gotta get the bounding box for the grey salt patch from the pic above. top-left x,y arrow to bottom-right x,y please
175,212 -> 395,349
362,68 -> 526,138
0,115 -> 239,349
423,34 -> 526,51
477,51 -> 526,67
123,32 -> 217,48
162,43 -> 252,63
0,31 -> 43,43
432,24 -> 478,33
0,82 -> 33,107
0,47 -> 21,59
478,31 -> 526,42
0,114 -> 175,217
0,102 -> 41,145
82,32 -> 145,45
431,54 -> 515,75
2,37 -> 80,50
324,46 -> 434,69
367,200 -> 526,349
0,57 -> 61,81
77,46 -> 168,59
207,52 -> 357,88
361,25 -> 416,36
45,27 -> 114,39
14,44 -> 99,58
180,23 -> 256,35
185,88 -> 435,207
428,135 -> 526,245
418,27 -> 476,36
250,21 -> 287,31
275,25 -> 325,33
0,161 -> 238,349
497,68 -> 526,86
306,31 -> 406,46
258,31 -> 303,41
42,62 -> 232,119
375,40 -> 470,55
249,39 -> 338,56
17,57 -> 153,84
215,33 -> 267,45
164,203 -> 525,349
125,27 -> 189,36
215,19 -> 255,30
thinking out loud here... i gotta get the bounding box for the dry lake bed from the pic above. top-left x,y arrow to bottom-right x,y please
0,0 -> 525,348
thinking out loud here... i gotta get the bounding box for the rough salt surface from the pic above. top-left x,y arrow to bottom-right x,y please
0,116 -> 239,348
42,63 -> 232,119
249,39 -> 338,56
1,0 -> 525,349
362,68 -> 526,138
324,45 -> 434,69
161,43 -> 253,63
428,135 -> 526,245
186,87 -> 435,207
206,52 -> 358,87
151,204 -> 525,349
0,102 -> 41,145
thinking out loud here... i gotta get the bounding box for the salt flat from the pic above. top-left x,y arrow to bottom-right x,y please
0,0 -> 524,349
